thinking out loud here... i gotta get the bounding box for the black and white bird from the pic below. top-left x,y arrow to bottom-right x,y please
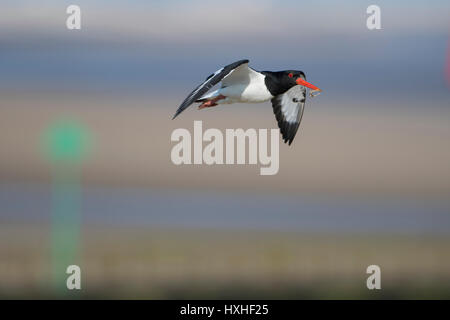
172,59 -> 321,145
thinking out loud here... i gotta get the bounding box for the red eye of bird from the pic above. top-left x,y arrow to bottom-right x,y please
288,73 -> 293,78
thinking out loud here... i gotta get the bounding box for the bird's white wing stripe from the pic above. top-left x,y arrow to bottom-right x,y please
271,85 -> 307,145
222,63 -> 259,87
186,67 -> 224,99
281,94 -> 299,123
173,59 -> 249,119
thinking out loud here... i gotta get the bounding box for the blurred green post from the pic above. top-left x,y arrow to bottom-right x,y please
42,119 -> 91,294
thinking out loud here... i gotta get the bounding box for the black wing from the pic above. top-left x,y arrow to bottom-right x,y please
271,85 -> 307,145
172,59 -> 249,119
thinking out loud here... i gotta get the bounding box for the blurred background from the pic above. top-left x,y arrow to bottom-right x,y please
1,0 -> 450,298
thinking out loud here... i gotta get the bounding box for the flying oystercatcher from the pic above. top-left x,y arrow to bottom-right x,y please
172,59 -> 321,145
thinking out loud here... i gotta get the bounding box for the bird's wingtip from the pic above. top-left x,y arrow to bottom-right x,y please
172,108 -> 183,120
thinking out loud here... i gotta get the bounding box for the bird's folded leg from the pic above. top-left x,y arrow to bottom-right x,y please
198,95 -> 226,109
198,101 -> 217,109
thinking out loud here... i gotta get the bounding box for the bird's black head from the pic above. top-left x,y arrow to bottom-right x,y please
262,70 -> 321,96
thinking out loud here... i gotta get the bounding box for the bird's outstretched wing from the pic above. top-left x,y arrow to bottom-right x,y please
271,85 -> 307,145
172,59 -> 249,119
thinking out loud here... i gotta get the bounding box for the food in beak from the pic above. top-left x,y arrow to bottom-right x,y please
296,78 -> 322,97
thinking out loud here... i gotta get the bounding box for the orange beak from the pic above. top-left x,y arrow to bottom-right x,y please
296,78 -> 321,92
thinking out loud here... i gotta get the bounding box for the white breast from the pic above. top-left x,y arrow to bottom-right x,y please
199,65 -> 274,105
240,72 -> 273,103
220,71 -> 273,104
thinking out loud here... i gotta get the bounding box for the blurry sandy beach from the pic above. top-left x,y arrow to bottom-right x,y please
1,94 -> 450,199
